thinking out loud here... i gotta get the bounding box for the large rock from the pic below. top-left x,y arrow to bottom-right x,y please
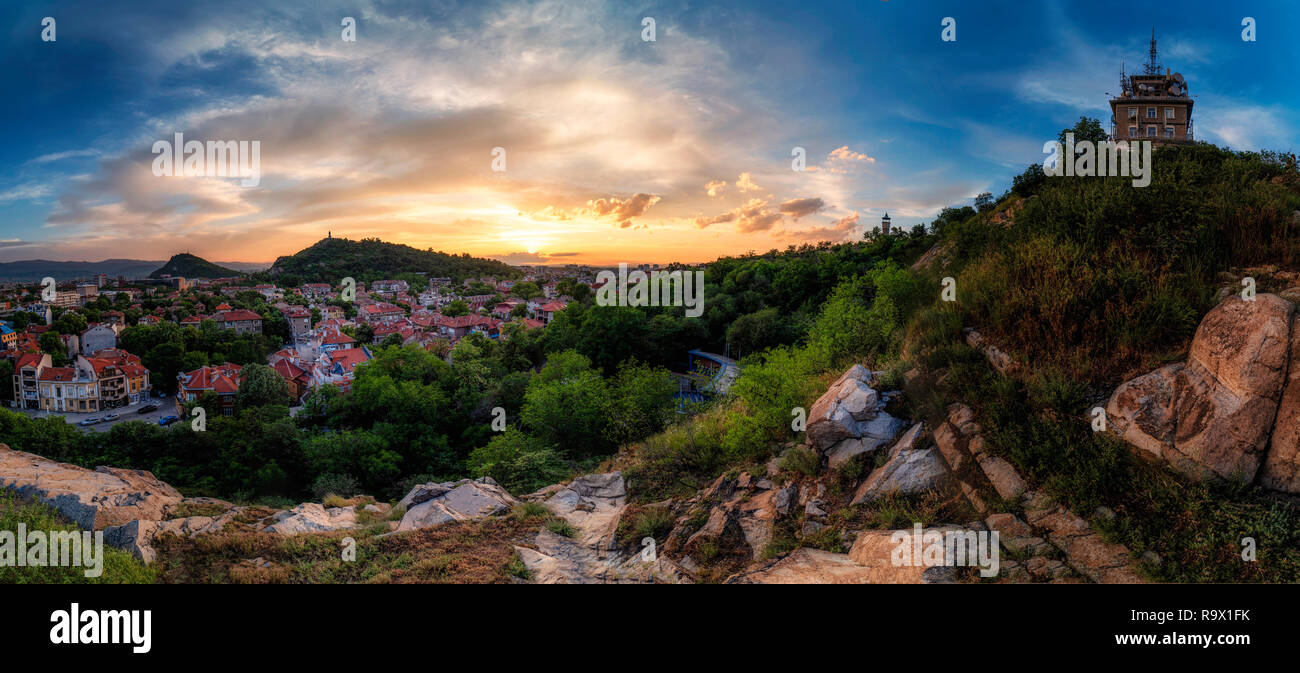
729,528 -> 969,584
0,446 -> 182,530
1106,295 -> 1294,483
264,503 -> 359,535
824,413 -> 908,469
1261,313 -> 1300,492
396,477 -> 517,532
543,472 -> 627,550
104,513 -> 240,563
807,365 -> 880,450
850,423 -> 950,504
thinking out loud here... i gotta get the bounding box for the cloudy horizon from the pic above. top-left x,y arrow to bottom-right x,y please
3,0 -> 1297,266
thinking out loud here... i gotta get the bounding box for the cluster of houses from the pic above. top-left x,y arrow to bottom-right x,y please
2,269 -> 586,417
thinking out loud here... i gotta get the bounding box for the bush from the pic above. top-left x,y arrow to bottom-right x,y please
312,473 -> 360,501
466,428 -> 568,495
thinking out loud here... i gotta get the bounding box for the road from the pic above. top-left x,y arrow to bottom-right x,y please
11,396 -> 180,432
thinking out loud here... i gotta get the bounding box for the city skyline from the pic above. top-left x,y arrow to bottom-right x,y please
3,0 -> 1298,266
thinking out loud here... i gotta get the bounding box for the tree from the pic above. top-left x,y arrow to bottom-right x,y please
0,360 -> 13,405
510,281 -> 541,300
143,342 -> 185,394
521,369 -> 611,457
39,332 -> 67,366
973,192 -> 994,212
443,300 -> 469,317
726,307 -> 792,358
1058,115 -> 1107,145
466,428 -> 566,494
509,303 -> 530,318
604,361 -> 677,446
237,363 -> 290,409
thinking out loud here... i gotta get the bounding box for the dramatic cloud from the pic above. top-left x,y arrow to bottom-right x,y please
705,179 -> 727,197
735,172 -> 761,192
778,197 -> 826,220
787,212 -> 859,241
583,193 -> 662,228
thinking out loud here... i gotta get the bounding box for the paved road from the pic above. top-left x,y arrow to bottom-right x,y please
11,397 -> 180,432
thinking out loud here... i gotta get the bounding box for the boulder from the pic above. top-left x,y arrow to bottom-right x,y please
104,513 -> 239,563
0,445 -> 182,530
1261,313 -> 1300,492
1106,295 -> 1294,483
824,414 -> 908,469
807,365 -> 880,449
850,424 -> 949,504
264,503 -> 359,535
542,472 -> 626,550
396,477 -> 517,532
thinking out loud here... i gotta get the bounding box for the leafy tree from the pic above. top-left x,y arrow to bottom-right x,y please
521,369 -> 611,457
604,360 -> 677,446
443,300 -> 469,317
510,281 -> 541,300
466,428 -> 566,494
237,363 -> 290,409
1057,115 -> 1108,145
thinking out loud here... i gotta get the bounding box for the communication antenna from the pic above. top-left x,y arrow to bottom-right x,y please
1145,27 -> 1162,75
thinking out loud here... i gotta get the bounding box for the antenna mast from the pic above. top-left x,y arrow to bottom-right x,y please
1145,27 -> 1161,75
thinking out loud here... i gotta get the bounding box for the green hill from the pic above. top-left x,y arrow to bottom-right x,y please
149,253 -> 241,279
267,237 -> 520,284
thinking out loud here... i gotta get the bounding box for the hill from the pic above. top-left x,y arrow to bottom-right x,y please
149,253 -> 241,279
0,259 -> 164,282
267,237 -> 520,283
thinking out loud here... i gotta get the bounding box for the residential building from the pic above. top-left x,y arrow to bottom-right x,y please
176,363 -> 243,415
80,324 -> 117,356
212,309 -> 263,335
12,352 -> 50,409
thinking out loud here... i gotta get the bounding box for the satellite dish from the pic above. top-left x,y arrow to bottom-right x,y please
1170,83 -> 1182,95
1173,72 -> 1185,85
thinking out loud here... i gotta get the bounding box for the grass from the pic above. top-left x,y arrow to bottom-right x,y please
0,489 -> 156,584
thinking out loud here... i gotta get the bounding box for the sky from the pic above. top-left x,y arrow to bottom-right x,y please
2,0 -> 1297,266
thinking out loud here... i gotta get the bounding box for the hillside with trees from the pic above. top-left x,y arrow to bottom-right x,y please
264,237 -> 520,285
150,253 -> 241,279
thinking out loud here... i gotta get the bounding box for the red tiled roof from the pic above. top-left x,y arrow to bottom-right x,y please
38,367 -> 76,382
214,309 -> 262,322
179,363 -> 243,395
320,331 -> 356,345
328,348 -> 370,374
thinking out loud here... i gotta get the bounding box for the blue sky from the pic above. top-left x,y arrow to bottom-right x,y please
1,0 -> 1297,265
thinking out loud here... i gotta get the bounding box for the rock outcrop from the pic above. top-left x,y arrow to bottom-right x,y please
0,445 -> 182,530
807,364 -> 905,467
264,503 -> 361,535
396,477 -> 517,532
515,472 -> 691,584
850,422 -> 950,504
729,528 -> 966,584
1106,294 -> 1298,487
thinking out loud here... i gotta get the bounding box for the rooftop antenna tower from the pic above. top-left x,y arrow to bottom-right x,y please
1144,27 -> 1161,75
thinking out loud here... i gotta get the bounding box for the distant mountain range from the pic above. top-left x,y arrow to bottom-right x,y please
0,258 -> 269,282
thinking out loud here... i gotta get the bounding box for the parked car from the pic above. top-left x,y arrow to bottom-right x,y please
103,413 -> 120,421
158,415 -> 180,426
78,417 -> 102,426
138,404 -> 159,414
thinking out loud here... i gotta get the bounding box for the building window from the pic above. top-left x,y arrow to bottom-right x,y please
1165,126 -> 1175,138
1165,107 -> 1175,119
1128,107 -> 1137,119
1146,107 -> 1156,118
1128,125 -> 1138,138
1147,126 -> 1157,138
